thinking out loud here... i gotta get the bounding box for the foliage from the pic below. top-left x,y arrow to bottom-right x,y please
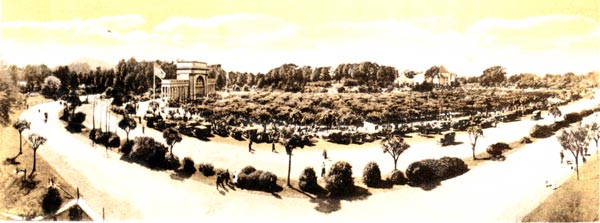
557,124 -> 590,180
118,116 -> 137,141
162,127 -> 182,156
198,163 -> 215,176
381,134 -> 410,170
236,166 -> 278,192
299,167 -> 318,192
182,157 -> 196,174
564,112 -> 582,124
0,73 -> 21,126
467,125 -> 484,159
325,161 -> 354,196
479,66 -> 507,87
388,170 -> 407,185
486,142 -> 511,157
406,157 -> 468,184
129,136 -> 169,169
42,186 -> 63,214
530,124 -> 554,138
41,75 -> 61,99
362,161 -> 381,187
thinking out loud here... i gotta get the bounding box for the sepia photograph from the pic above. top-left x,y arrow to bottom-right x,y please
0,0 -> 599,221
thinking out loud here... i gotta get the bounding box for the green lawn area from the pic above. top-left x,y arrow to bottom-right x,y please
523,154 -> 599,222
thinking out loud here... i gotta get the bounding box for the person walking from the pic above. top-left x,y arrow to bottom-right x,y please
322,149 -> 328,160
249,140 -> 253,153
272,143 -> 276,153
560,150 -> 564,164
321,162 -> 326,177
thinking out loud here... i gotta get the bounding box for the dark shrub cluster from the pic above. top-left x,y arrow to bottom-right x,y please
298,167 -> 318,192
406,157 -> 468,184
42,186 -> 63,214
165,154 -> 181,170
129,136 -> 173,169
362,161 -> 381,187
549,120 -> 569,132
388,170 -> 407,185
120,140 -> 134,155
182,157 -> 196,174
564,112 -> 582,124
325,161 -> 354,196
529,124 -> 554,138
198,163 -> 215,176
89,130 -> 121,148
486,142 -> 511,157
237,166 -> 278,192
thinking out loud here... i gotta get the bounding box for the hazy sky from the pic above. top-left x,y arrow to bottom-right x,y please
1,0 -> 599,75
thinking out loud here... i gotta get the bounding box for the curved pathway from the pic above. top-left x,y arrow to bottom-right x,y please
20,91 -> 599,221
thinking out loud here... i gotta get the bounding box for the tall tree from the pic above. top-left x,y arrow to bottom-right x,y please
381,134 -> 410,170
0,70 -> 20,126
467,125 -> 484,160
28,133 -> 47,178
118,116 -> 137,142
13,119 -> 31,155
549,106 -> 562,122
282,134 -> 304,186
41,76 -> 61,99
479,66 -> 507,87
162,127 -> 182,158
587,122 -> 599,157
557,124 -> 590,180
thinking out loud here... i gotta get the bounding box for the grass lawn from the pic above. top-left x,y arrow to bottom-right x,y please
0,96 -> 76,220
522,154 -> 599,222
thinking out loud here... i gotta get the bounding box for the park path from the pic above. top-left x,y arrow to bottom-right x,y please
19,91 -> 599,221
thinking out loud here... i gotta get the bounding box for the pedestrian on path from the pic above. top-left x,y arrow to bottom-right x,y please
272,143 -> 276,153
249,140 -> 253,153
322,149 -> 328,160
321,162 -> 326,177
560,150 -> 564,164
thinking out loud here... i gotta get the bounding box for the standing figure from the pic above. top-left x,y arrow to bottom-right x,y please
321,162 -> 326,177
249,140 -> 253,152
560,150 -> 564,164
322,149 -> 328,160
272,143 -> 276,153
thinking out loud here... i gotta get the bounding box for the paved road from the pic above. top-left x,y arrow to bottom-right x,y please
20,92 -> 598,221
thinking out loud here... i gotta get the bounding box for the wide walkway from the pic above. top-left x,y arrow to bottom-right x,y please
20,91 -> 599,221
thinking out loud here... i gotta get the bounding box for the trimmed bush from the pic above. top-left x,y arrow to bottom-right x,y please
129,136 -> 169,169
325,161 -> 354,196
299,167 -> 318,192
120,140 -> 134,155
182,157 -> 196,174
362,161 -> 381,187
564,112 -> 582,124
520,137 -> 532,144
406,157 -> 468,184
549,120 -> 569,132
388,170 -> 407,185
258,171 -> 278,192
107,133 -> 121,148
529,124 -> 554,138
165,154 -> 181,170
42,186 -> 63,214
198,163 -> 215,176
486,142 -> 511,157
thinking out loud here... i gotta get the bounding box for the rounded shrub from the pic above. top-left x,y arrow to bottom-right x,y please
325,161 -> 354,196
299,167 -> 318,192
388,170 -> 407,185
362,161 -> 381,187
529,124 -> 553,138
42,186 -> 63,214
120,140 -> 134,155
406,161 -> 435,184
258,171 -> 278,192
198,163 -> 215,176
550,120 -> 569,131
486,142 -> 511,157
164,154 -> 181,170
406,157 -> 468,184
106,133 -> 121,148
564,112 -> 582,124
182,157 -> 196,174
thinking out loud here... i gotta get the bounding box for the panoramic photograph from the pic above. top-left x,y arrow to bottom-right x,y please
1,0 -> 599,221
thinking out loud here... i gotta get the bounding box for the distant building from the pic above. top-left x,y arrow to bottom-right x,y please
160,61 -> 216,101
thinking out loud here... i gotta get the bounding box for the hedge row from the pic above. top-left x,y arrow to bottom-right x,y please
237,166 -> 278,192
406,157 -> 468,184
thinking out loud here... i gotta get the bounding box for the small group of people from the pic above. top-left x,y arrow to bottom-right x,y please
216,169 -> 232,190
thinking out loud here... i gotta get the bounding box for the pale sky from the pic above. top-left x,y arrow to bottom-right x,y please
1,0 -> 599,75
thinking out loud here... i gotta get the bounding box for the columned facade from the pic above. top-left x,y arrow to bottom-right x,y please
159,61 -> 217,101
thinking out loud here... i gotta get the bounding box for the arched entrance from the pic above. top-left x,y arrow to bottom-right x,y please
195,75 -> 206,98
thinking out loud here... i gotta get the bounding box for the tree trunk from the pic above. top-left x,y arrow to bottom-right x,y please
19,132 -> 23,154
393,158 -> 398,170
472,144 -> 476,160
575,155 -> 580,180
170,145 -> 174,159
30,150 -> 37,178
287,153 -> 292,186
